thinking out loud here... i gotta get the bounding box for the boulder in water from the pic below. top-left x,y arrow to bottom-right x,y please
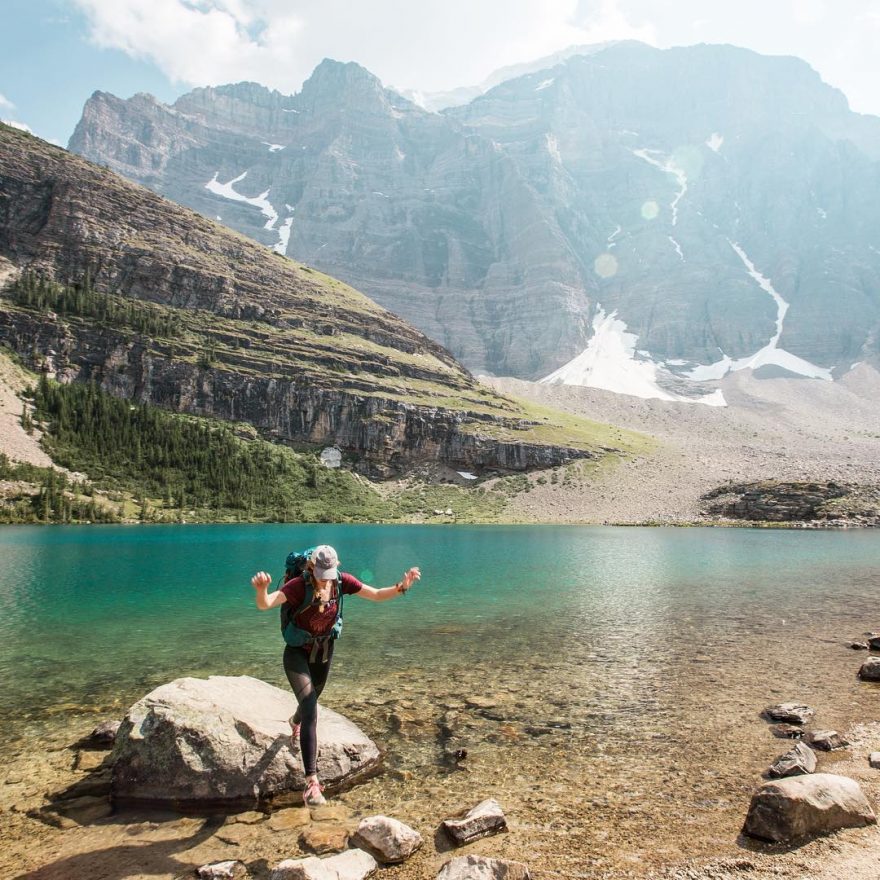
111,676 -> 380,808
742,773 -> 876,842
351,815 -> 423,863
858,658 -> 880,681
198,862 -> 249,879
270,849 -> 377,880
767,742 -> 817,778
442,799 -> 507,845
806,730 -> 848,751
437,855 -> 531,879
762,703 -> 814,725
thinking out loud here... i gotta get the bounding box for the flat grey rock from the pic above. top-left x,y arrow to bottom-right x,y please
270,849 -> 378,880
350,815 -> 423,863
437,855 -> 531,879
743,773 -> 876,842
198,861 -> 249,879
442,798 -> 507,845
767,742 -> 817,778
763,703 -> 814,725
807,730 -> 848,751
111,676 -> 380,807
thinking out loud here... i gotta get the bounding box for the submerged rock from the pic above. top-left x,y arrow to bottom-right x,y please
111,676 -> 380,807
806,730 -> 848,751
849,642 -> 869,650
769,723 -> 804,739
442,798 -> 507,845
858,658 -> 880,681
270,849 -> 378,880
867,635 -> 880,650
351,815 -> 423,863
762,703 -> 815,725
198,862 -> 249,880
767,742 -> 817,778
742,773 -> 876,842
83,720 -> 121,748
299,825 -> 349,854
437,855 -> 531,879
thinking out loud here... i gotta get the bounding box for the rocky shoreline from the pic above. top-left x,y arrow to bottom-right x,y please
3,636 -> 879,880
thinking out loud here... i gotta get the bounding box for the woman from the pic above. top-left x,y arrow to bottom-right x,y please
251,544 -> 420,806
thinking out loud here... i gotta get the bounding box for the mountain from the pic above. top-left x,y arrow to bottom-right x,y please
68,43 -> 880,401
399,42 -> 636,111
0,123 -> 628,479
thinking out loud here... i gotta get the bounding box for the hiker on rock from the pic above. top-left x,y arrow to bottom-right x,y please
251,544 -> 420,806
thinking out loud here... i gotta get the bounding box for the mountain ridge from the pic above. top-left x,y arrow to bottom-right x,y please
68,42 -> 880,395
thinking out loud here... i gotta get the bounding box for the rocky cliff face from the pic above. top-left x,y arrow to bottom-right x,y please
69,45 -> 880,391
0,124 -> 603,478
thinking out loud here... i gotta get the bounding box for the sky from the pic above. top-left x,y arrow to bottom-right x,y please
2,0 -> 879,146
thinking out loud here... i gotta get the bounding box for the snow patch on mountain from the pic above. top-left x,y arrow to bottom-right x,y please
263,143 -> 284,152
607,224 -> 622,248
541,307 -> 725,406
274,216 -> 293,255
706,133 -> 724,152
686,242 -> 833,381
632,148 -> 688,226
546,133 -> 562,164
535,78 -> 555,91
205,171 -> 298,254
669,236 -> 684,260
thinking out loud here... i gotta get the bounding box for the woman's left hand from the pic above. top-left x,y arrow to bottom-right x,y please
400,566 -> 421,592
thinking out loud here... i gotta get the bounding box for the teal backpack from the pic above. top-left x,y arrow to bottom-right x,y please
280,547 -> 344,654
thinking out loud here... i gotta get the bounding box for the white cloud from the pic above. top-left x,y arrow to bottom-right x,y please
73,0 -> 305,90
0,93 -> 15,112
71,0 -> 655,95
790,0 -> 825,26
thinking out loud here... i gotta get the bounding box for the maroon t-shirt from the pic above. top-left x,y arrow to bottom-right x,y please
280,572 -> 364,638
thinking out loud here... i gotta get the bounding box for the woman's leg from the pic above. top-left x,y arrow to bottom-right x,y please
283,644 -> 334,776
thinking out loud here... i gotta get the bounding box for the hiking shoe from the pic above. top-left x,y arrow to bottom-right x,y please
288,715 -> 301,744
302,778 -> 326,807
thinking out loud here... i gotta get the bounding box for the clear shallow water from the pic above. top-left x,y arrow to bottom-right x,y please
1,524 -> 878,875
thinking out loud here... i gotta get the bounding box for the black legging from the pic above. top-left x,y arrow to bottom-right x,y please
283,643 -> 334,776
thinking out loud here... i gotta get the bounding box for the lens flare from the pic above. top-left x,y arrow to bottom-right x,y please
641,200 -> 660,220
594,253 -> 618,278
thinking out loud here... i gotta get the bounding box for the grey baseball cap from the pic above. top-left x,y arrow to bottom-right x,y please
311,545 -> 339,580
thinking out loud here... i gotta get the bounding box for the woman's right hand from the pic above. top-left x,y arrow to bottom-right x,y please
251,571 -> 272,590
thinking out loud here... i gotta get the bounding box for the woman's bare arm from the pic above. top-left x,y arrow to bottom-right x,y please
250,571 -> 288,610
356,566 -> 421,602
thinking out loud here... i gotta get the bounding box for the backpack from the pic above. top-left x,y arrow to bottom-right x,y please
279,547 -> 344,652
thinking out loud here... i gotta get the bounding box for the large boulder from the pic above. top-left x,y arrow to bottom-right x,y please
742,773 -> 876,842
111,676 -> 380,807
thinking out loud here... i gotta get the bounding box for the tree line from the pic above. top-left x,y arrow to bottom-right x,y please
28,376 -> 383,522
10,272 -> 184,339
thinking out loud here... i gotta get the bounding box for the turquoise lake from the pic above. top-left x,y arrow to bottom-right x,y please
1,524 -> 878,876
